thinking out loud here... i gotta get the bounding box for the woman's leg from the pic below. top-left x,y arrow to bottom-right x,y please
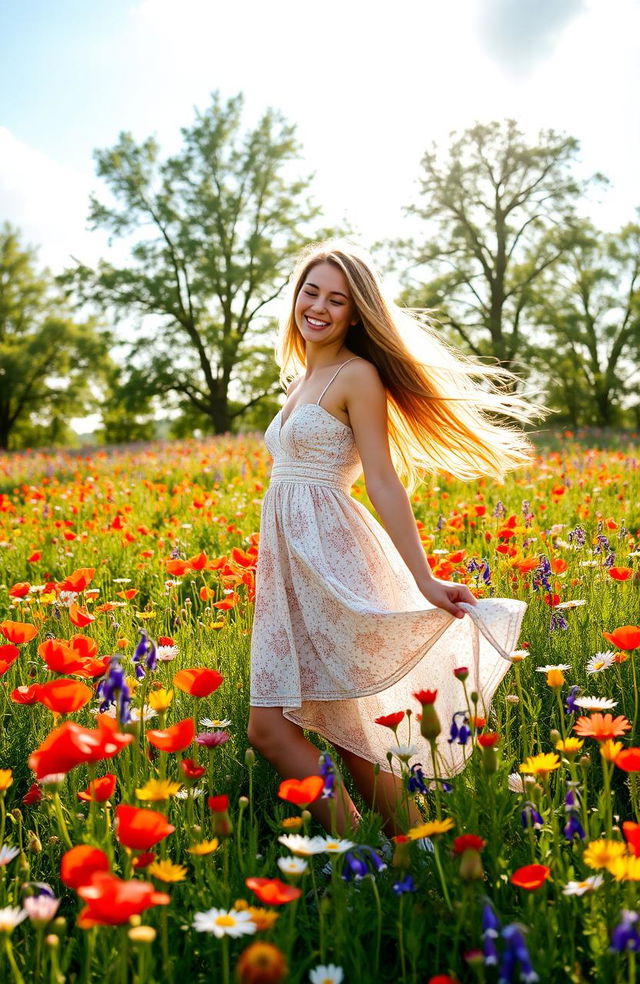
331,743 -> 423,838
247,707 -> 361,836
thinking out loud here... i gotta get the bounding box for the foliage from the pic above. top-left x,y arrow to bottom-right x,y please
0,224 -> 111,451
63,91 -> 341,435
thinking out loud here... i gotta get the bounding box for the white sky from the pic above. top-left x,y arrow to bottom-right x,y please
1,0 -> 639,430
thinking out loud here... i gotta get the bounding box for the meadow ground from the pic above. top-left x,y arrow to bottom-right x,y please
0,430 -> 638,983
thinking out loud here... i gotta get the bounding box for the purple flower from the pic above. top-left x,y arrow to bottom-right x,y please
447,711 -> 470,746
341,845 -> 387,882
550,611 -> 569,632
392,873 -> 416,895
319,751 -> 335,799
564,813 -> 585,841
196,730 -> 230,749
521,803 -> 543,832
610,910 -> 640,952
407,763 -> 428,795
500,924 -> 538,983
565,686 -> 581,714
97,657 -> 131,724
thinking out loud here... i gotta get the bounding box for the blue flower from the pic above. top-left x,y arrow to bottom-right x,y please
319,752 -> 335,799
341,845 -> 387,882
97,657 -> 131,724
610,910 -> 640,952
565,686 -> 581,715
500,924 -> 538,983
520,803 -> 543,831
563,814 -> 585,841
447,711 -> 470,746
407,763 -> 428,795
392,873 -> 416,895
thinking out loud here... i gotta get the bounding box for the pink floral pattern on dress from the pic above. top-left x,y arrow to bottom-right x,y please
249,399 -> 527,777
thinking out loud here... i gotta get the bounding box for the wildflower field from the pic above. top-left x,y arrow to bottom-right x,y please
0,432 -> 639,984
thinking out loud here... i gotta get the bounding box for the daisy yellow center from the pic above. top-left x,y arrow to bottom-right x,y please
594,661 -> 605,670
215,915 -> 236,927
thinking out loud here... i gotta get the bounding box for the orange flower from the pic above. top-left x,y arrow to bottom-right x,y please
573,713 -> 632,741
278,776 -> 324,807
602,626 -> 640,651
0,620 -> 38,644
60,845 -> 110,889
68,635 -> 98,661
69,604 -> 95,628
78,773 -> 117,802
146,717 -> 195,752
510,864 -> 550,890
77,872 -> 169,927
10,684 -> 41,704
615,748 -> 640,772
236,942 -> 287,984
38,639 -> 88,674
608,568 -> 633,581
173,667 -> 224,698
115,804 -> 175,850
28,717 -> 133,779
245,877 -> 302,905
188,551 -> 208,570
165,559 -> 191,576
0,644 -> 20,676
37,679 -> 93,714
9,582 -> 30,598
59,568 -> 95,593
623,822 -> 640,857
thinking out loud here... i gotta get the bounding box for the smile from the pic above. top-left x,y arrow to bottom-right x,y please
306,316 -> 329,328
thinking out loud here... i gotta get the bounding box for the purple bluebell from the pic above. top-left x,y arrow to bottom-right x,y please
132,630 -> 157,679
532,555 -> 552,594
341,845 -> 387,882
563,813 -> 585,841
482,902 -> 500,966
96,657 -> 131,724
492,501 -> 506,519
610,910 -> 640,952
407,763 -> 428,795
520,802 -> 543,831
447,711 -> 471,746
565,686 -> 581,715
500,924 -> 538,983
392,873 -> 416,895
319,751 -> 336,799
564,787 -> 580,812
567,524 -> 586,547
550,611 -> 569,632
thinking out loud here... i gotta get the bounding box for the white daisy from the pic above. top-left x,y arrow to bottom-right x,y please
317,836 -> 356,855
112,578 -> 133,584
156,645 -> 179,662
176,787 -> 204,800
579,560 -> 599,567
510,650 -> 529,659
192,907 -> 256,938
0,906 -> 28,932
199,718 -> 232,729
573,696 -> 618,712
388,744 -> 419,763
277,834 -> 326,857
554,599 -> 586,610
0,845 -> 20,867
562,874 -> 604,896
277,856 -> 308,876
535,664 -> 571,673
309,964 -> 344,984
586,651 -> 617,675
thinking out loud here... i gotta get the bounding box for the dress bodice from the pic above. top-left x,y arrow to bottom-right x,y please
264,404 -> 363,491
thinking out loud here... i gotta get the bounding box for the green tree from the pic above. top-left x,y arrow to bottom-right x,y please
0,224 -> 110,451
392,119 -> 605,374
66,91 -> 336,435
527,218 -> 640,427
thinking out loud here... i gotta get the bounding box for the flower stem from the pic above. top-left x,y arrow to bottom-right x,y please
432,840 -> 452,911
4,937 -> 24,984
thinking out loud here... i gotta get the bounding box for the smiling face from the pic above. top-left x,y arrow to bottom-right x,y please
293,261 -> 359,345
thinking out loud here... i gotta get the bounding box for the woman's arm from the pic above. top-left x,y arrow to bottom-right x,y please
345,361 -> 476,618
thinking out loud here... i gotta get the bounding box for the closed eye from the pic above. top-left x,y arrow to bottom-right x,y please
304,291 -> 343,305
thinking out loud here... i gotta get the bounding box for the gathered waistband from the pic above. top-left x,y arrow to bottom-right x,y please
269,460 -> 353,491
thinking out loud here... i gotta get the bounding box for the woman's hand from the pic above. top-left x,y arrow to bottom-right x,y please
417,577 -> 478,619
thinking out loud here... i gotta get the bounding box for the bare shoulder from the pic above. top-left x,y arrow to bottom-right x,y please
343,358 -> 386,401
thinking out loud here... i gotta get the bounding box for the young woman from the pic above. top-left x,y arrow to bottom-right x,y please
248,240 -> 547,837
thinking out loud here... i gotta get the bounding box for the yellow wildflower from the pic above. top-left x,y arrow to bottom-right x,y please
147,859 -> 187,883
406,817 -> 454,840
555,738 -> 584,757
234,898 -> 249,910
135,779 -> 182,802
0,769 -> 13,792
600,740 -> 623,762
546,669 -> 565,688
606,856 -> 640,881
148,688 -> 174,712
583,839 -> 627,870
187,839 -> 220,856
519,753 -> 561,776
280,817 -> 303,832
248,907 -> 280,931
125,676 -> 138,696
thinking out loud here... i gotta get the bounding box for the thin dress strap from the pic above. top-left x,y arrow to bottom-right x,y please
316,357 -> 359,406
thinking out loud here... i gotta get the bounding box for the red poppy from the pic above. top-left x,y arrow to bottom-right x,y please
452,834 -> 486,855
115,804 -> 175,851
615,748 -> 640,772
453,667 -> 469,680
78,773 -> 117,802
132,852 -> 156,870
277,776 -> 324,807
69,635 -> 98,661
477,733 -> 500,748
622,821 -> 640,857
146,717 -> 195,752
27,552 -> 41,563
59,568 -> 95,593
245,877 -> 302,905
173,667 -> 224,698
0,644 -> 20,675
0,620 -> 38,644
10,684 -> 42,705
76,872 -> 169,927
208,794 -> 229,812
60,845 -> 110,889
374,712 -> 405,730
69,604 -> 95,628
22,782 -> 43,806
180,758 -> 206,780
188,551 -> 208,571
427,977 -> 459,984
37,679 -> 93,714
9,582 -> 30,598
28,718 -> 133,779
157,637 -> 174,646
510,864 -> 550,890
413,690 -> 438,705
165,559 -> 191,576
608,567 -> 633,581
76,656 -> 111,679
38,639 -> 88,675
116,589 -> 138,600
602,626 -> 640,651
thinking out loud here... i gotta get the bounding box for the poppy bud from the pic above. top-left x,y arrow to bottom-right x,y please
207,795 -> 232,838
458,847 -> 484,881
27,831 -> 42,854
549,729 -> 561,744
391,835 -> 412,869
245,748 -> 256,767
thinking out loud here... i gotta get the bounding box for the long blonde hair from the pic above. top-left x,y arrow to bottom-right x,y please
276,239 -> 551,494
